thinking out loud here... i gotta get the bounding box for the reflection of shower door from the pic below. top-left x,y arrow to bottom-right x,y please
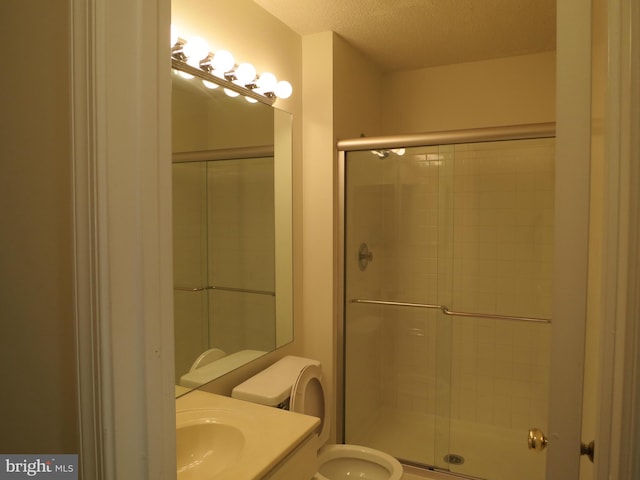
342,137 -> 555,480
172,157 -> 277,383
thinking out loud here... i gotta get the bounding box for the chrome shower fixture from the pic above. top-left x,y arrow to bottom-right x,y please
371,148 -> 406,158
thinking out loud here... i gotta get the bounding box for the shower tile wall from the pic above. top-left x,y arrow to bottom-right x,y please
380,147 -> 442,418
447,139 -> 553,433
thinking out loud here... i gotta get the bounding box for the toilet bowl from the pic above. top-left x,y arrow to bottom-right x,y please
232,356 -> 403,480
315,444 -> 403,480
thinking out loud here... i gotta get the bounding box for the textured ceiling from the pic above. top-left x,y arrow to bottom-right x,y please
253,0 -> 556,72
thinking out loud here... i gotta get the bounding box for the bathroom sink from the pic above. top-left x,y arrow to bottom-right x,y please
176,409 -> 246,479
176,390 -> 320,479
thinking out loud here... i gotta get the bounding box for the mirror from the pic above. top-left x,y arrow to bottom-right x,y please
172,68 -> 293,396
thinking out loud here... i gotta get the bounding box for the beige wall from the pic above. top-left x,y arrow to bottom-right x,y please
333,34 -> 384,139
0,0 -> 78,452
301,32 -> 384,440
381,52 -> 556,134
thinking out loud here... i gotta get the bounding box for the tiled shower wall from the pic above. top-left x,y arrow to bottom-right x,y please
345,137 -> 554,442
447,139 -> 553,431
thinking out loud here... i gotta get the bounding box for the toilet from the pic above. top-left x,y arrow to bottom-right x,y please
232,356 -> 403,480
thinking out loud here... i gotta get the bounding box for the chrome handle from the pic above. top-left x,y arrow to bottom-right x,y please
528,428 -> 548,452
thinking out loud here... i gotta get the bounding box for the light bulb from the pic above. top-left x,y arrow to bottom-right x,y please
274,80 -> 293,99
211,50 -> 235,73
391,148 -> 406,156
224,88 -> 240,98
235,63 -> 257,85
257,72 -> 277,93
202,80 -> 218,89
245,96 -> 258,104
183,36 -> 209,65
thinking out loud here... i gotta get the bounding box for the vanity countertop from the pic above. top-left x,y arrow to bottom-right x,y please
176,389 -> 320,480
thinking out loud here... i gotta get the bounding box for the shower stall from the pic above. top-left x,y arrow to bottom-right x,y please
338,124 -> 555,480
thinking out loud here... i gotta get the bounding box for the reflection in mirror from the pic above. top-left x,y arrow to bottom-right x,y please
172,68 -> 293,396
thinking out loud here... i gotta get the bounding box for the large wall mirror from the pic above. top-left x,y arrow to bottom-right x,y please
172,67 -> 293,396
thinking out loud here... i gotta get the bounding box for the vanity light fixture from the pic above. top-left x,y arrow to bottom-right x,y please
171,27 -> 293,105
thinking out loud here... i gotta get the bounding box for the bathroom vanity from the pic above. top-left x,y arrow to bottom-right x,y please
176,390 -> 319,479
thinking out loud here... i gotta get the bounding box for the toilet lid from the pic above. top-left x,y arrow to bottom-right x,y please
290,364 -> 330,446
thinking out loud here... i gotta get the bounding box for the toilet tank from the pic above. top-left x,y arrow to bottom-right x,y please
231,356 -> 320,408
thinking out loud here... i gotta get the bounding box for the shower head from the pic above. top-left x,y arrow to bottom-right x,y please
371,149 -> 389,159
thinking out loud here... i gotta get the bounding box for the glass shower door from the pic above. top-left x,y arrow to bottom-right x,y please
443,138 -> 554,480
343,145 -> 453,469
342,137 -> 555,480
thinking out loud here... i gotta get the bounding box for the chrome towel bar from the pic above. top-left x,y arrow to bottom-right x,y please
350,299 -> 551,324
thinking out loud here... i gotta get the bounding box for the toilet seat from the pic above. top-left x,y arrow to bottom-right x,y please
291,364 -> 403,480
291,364 -> 331,446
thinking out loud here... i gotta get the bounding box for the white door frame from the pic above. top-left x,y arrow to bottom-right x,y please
595,0 -> 640,477
551,0 -> 640,479
71,0 -> 175,478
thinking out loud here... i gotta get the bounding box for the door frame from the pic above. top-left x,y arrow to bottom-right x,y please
592,0 -> 640,477
71,0 -> 175,478
546,0 -> 592,477
551,0 -> 640,478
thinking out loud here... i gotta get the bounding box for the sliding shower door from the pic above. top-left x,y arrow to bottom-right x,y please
343,144 -> 454,470
342,137 -> 555,480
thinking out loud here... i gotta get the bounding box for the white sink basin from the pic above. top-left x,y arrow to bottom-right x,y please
176,409 -> 246,479
176,390 -> 320,479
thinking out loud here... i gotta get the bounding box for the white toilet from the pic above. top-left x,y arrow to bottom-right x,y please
232,356 -> 403,480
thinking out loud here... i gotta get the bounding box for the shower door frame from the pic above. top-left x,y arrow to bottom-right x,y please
336,122 -> 557,475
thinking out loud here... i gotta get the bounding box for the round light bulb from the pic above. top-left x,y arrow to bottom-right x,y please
235,63 -> 257,85
183,36 -> 210,65
224,88 -> 240,98
211,50 -> 235,73
245,96 -> 258,104
274,80 -> 293,99
257,72 -> 277,93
